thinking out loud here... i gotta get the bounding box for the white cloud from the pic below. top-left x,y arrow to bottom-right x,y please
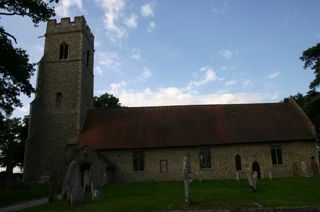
142,67 -> 152,79
102,65 -> 277,107
123,14 -> 138,28
218,49 -> 235,59
268,71 -> 281,79
131,48 -> 142,60
242,79 -> 252,88
141,3 -> 155,17
97,51 -> 121,69
55,0 -> 83,17
188,66 -> 218,88
109,81 -> 128,94
110,86 -> 276,107
96,0 -> 128,42
147,21 -> 156,32
225,80 -> 237,86
136,67 -> 152,82
95,66 -> 104,75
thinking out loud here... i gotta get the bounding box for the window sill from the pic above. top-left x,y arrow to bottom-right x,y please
199,168 -> 212,171
272,164 -> 283,167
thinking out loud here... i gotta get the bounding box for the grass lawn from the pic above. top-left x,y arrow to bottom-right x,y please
25,178 -> 320,211
0,185 -> 48,207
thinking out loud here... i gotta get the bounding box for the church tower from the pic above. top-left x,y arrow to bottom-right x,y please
24,16 -> 94,184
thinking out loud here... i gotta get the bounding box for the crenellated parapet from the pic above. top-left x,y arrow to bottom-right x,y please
47,16 -> 94,42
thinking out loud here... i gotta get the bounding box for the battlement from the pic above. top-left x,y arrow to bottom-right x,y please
46,16 -> 94,41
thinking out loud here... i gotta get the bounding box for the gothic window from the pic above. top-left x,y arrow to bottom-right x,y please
86,50 -> 90,67
235,154 -> 242,171
59,42 -> 69,59
133,151 -> 144,171
160,160 -> 168,172
199,147 -> 211,169
271,145 -> 283,165
55,92 -> 62,106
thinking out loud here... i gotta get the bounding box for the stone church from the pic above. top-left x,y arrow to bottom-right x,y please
23,16 -> 318,185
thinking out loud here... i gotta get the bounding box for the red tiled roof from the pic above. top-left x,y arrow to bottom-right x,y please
77,101 -> 316,150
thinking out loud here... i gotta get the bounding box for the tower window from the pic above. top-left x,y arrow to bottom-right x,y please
86,50 -> 90,67
59,42 -> 69,59
55,92 -> 62,105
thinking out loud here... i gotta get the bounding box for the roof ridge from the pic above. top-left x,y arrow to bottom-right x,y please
88,102 -> 283,111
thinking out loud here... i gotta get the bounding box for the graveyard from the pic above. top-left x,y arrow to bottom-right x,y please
9,178 -> 319,211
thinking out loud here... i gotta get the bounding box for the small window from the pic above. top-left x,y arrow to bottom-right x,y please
199,147 -> 211,169
59,42 -> 68,59
160,160 -> 168,172
55,92 -> 62,106
59,44 -> 64,59
133,151 -> 144,171
235,154 -> 242,171
64,44 -> 68,59
271,146 -> 283,165
86,50 -> 90,67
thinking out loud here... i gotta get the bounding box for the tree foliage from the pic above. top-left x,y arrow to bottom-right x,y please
0,116 -> 29,177
94,93 -> 122,108
300,43 -> 320,90
283,91 -> 320,144
0,0 -> 57,121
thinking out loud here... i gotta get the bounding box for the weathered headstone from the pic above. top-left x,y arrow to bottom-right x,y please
63,161 -> 84,205
83,169 -> 90,192
310,156 -> 319,177
292,162 -> 299,176
235,171 -> 240,181
183,155 -> 192,205
246,168 -> 257,192
300,161 -> 309,177
268,169 -> 272,180
90,162 -> 104,200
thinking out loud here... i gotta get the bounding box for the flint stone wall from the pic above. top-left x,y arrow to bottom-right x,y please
100,141 -> 317,182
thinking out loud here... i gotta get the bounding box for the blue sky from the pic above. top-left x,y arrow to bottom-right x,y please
2,0 -> 320,117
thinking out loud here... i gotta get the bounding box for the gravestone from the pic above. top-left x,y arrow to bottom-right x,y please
310,156 -> 319,177
300,161 -> 309,177
292,162 -> 299,176
83,169 -> 90,192
268,169 -> 272,180
235,171 -> 240,181
90,162 -> 105,200
63,161 -> 84,205
246,168 -> 257,192
183,155 -> 192,205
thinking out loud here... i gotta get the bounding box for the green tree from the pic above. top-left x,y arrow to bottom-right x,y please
284,91 -> 320,144
94,93 -> 122,108
0,0 -> 57,122
0,116 -> 29,182
300,43 -> 320,90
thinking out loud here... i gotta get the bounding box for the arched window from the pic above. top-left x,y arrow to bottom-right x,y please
59,42 -> 69,59
235,154 -> 242,171
86,50 -> 90,67
271,145 -> 282,165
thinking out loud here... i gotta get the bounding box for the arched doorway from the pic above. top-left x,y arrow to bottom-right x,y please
252,161 -> 261,178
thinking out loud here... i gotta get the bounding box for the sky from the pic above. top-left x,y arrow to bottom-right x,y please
1,0 -> 320,117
